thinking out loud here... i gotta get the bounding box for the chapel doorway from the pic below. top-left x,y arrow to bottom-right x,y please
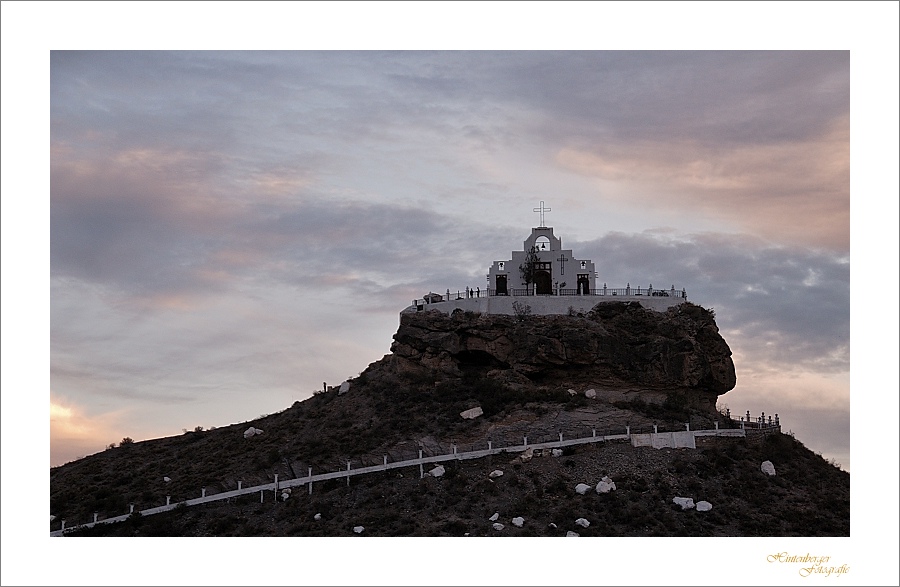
577,274 -> 590,295
495,275 -> 507,295
535,270 -> 552,294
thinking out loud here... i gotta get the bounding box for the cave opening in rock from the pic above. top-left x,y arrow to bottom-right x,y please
452,350 -> 509,373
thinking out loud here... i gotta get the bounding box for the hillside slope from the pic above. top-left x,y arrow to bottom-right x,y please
50,302 -> 848,536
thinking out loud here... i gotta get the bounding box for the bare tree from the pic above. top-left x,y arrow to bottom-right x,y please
519,245 -> 540,290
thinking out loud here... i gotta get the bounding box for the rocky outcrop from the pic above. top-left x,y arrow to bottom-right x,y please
387,301 -> 735,408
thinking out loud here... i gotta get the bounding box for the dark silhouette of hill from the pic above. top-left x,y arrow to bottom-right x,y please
51,302 -> 848,536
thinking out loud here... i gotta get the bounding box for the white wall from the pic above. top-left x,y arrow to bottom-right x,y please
404,294 -> 685,316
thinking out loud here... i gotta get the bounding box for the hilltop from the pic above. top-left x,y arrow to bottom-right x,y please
50,302 -> 848,537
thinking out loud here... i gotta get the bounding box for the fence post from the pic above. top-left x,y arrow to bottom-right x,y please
202,487 -> 206,498
166,496 -> 171,506
488,440 -> 492,451
61,520 -> 65,531
93,513 -> 98,524
383,455 -> 388,470
592,428 -> 596,438
685,423 -> 690,431
715,421 -> 719,430
129,504 -> 134,514
274,474 -> 279,495
419,450 -> 424,478
308,467 -> 313,495
347,462 -> 351,486
524,436 -> 528,448
260,490 -> 264,503
238,481 -> 242,490
626,425 -> 630,436
653,424 -> 658,434
559,432 -> 563,442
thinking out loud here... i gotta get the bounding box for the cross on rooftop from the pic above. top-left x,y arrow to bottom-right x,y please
533,201 -> 551,227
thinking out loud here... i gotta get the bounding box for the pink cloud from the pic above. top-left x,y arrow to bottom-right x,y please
556,115 -> 849,251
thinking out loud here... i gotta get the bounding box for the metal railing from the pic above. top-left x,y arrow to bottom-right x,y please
413,285 -> 687,308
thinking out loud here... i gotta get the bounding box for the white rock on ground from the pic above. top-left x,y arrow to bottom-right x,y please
551,449 -> 563,457
761,460 -> 776,476
50,515 -> 56,522
548,523 -> 557,529
163,476 -> 171,482
515,447 -> 534,463
489,512 -> 500,522
243,427 -> 263,438
567,389 -> 577,396
493,523 -> 505,531
281,492 -> 290,501
489,470 -> 504,478
460,406 -> 483,419
575,483 -> 591,495
696,501 -> 712,512
353,526 -> 364,534
338,381 -> 350,395
584,388 -> 597,399
596,481 -> 615,494
314,513 -> 322,520
512,517 -> 525,527
575,518 -> 590,528
673,497 -> 695,510
428,465 -> 446,477
566,531 -> 580,537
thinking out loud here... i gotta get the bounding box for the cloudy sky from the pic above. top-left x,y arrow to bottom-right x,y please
47,49 -> 854,470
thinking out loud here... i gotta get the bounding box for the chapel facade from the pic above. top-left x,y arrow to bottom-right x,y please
487,226 -> 597,296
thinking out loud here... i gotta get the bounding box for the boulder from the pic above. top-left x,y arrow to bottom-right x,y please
696,501 -> 712,512
596,476 -> 616,493
314,513 -> 322,520
489,470 -> 504,478
460,406 -> 484,419
338,381 -> 350,395
551,449 -> 563,457
243,427 -> 263,439
548,523 -> 557,529
575,483 -> 591,495
489,512 -> 500,522
353,526 -> 364,534
673,497 -> 695,510
567,389 -> 577,396
761,460 -> 776,476
575,518 -> 590,528
566,531 -> 580,537
514,447 -> 534,463
584,388 -> 597,399
492,523 -> 505,531
512,517 -> 525,528
163,476 -> 171,482
428,465 -> 446,477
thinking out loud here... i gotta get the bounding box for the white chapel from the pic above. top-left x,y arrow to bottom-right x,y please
404,202 -> 687,316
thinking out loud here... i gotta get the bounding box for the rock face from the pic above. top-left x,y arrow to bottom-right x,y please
388,301 -> 735,408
